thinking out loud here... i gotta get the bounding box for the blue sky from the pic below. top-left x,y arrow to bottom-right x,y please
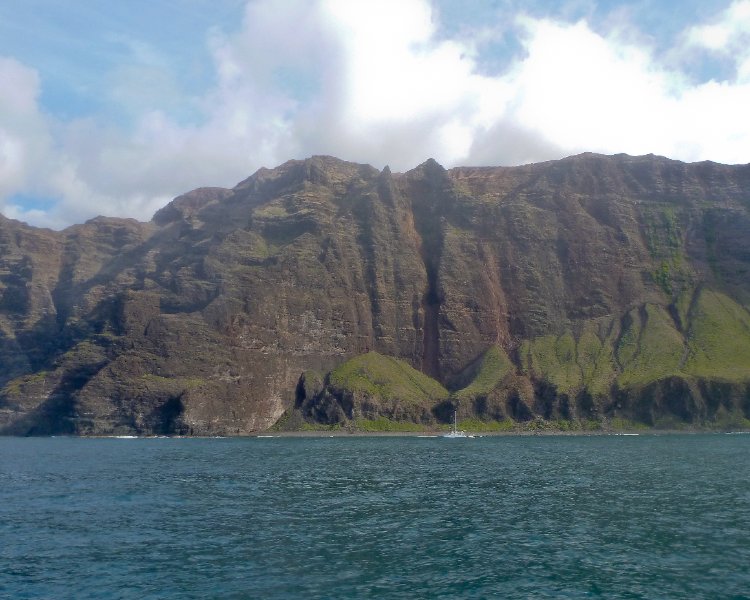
1,0 -> 749,228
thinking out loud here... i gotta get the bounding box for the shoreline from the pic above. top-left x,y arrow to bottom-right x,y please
253,428 -> 750,438
16,427 -> 749,439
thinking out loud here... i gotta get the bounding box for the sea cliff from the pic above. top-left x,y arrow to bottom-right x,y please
2,153 -> 749,434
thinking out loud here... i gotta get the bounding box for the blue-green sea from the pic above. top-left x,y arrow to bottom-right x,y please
1,434 -> 749,599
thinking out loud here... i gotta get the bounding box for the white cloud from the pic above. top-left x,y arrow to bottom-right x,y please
0,58 -> 50,199
2,0 -> 750,229
686,0 -> 750,51
685,0 -> 750,83
305,0 -> 508,166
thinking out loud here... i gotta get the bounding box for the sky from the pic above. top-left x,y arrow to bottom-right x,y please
1,0 -> 749,228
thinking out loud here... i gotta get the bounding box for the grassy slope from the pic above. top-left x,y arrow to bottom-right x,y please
616,304 -> 685,387
452,346 -> 512,400
328,352 -> 449,405
686,289 -> 750,380
576,321 -> 618,395
521,332 -> 581,394
520,289 -> 750,394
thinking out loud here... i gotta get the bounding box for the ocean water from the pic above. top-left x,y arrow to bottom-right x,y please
1,434 -> 748,599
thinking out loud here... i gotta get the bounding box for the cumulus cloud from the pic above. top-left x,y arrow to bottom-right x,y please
0,59 -> 50,201
686,0 -> 750,51
2,0 -> 750,228
685,0 -> 750,82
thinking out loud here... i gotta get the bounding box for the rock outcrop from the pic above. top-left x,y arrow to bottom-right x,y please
1,153 -> 750,434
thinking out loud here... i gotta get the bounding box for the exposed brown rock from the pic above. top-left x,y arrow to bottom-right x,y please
1,153 -> 750,434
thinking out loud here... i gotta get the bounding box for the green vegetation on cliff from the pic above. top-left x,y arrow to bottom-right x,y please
521,333 -> 581,394
298,352 -> 450,427
329,352 -> 449,404
451,346 -> 512,400
514,289 -> 750,397
616,304 -> 685,387
576,321 -> 618,396
685,289 -> 750,380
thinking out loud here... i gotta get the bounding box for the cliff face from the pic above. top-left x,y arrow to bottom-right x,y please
1,153 -> 749,434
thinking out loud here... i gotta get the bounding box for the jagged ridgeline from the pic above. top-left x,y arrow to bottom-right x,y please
1,153 -> 750,435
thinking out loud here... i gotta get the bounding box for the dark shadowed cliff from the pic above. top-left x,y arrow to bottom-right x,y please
1,153 -> 750,435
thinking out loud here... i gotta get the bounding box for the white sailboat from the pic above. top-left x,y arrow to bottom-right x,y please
443,408 -> 471,438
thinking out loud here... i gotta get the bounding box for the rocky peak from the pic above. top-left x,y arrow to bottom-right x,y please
152,188 -> 233,226
408,157 -> 447,180
2,152 -> 750,436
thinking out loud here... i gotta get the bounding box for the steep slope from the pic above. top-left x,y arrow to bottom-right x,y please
1,153 -> 750,434
300,352 -> 449,426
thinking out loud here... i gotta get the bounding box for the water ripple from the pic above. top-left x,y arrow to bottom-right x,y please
1,435 -> 749,599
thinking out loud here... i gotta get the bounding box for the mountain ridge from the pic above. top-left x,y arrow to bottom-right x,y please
1,152 -> 749,435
